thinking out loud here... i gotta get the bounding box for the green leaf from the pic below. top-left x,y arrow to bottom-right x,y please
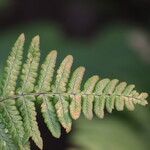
0,99 -> 24,146
39,95 -> 61,138
82,75 -> 99,120
2,33 -> 25,97
0,34 -> 148,150
68,67 -> 85,120
0,115 -> 18,150
36,50 -> 61,138
53,55 -> 73,132
35,50 -> 57,93
55,95 -> 72,133
18,35 -> 40,94
17,35 -> 42,149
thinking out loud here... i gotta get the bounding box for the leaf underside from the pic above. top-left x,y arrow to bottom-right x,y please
0,34 -> 148,150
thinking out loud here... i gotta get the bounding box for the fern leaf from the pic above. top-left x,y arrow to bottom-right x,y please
68,67 -> 85,94
40,95 -> 61,138
0,34 -> 148,149
55,95 -> 71,133
17,36 -> 42,149
24,142 -> 30,150
36,50 -> 61,138
0,99 -> 25,147
0,34 -> 25,146
68,67 -> 85,120
35,50 -> 57,93
136,92 -> 148,105
94,78 -> 110,118
1,33 -> 25,97
52,55 -> 73,93
114,82 -> 127,111
93,79 -> 148,118
18,35 -> 40,93
104,79 -> 119,112
17,95 -> 41,146
82,75 -> 99,120
0,115 -> 18,150
53,55 -> 73,132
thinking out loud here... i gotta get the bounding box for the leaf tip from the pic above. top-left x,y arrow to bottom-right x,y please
66,55 -> 73,62
78,66 -> 86,72
50,50 -> 57,56
65,124 -> 72,133
19,33 -> 25,41
32,35 -> 40,46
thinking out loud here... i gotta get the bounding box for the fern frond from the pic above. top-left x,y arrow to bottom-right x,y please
68,67 -> 85,120
18,35 -> 40,93
35,50 -> 57,93
82,75 -> 99,120
0,34 -> 148,150
52,55 -> 73,133
17,36 -> 42,149
36,50 -> 61,138
0,115 -> 18,150
0,34 -> 25,146
24,142 -> 30,150
1,34 -> 25,97
0,99 -> 25,146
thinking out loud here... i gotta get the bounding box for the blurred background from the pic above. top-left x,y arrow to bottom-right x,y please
0,0 -> 150,150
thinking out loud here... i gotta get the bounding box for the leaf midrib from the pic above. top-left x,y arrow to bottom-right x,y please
0,92 -> 144,104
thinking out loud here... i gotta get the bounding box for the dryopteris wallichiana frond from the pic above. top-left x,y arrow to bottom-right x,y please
0,34 -> 148,150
